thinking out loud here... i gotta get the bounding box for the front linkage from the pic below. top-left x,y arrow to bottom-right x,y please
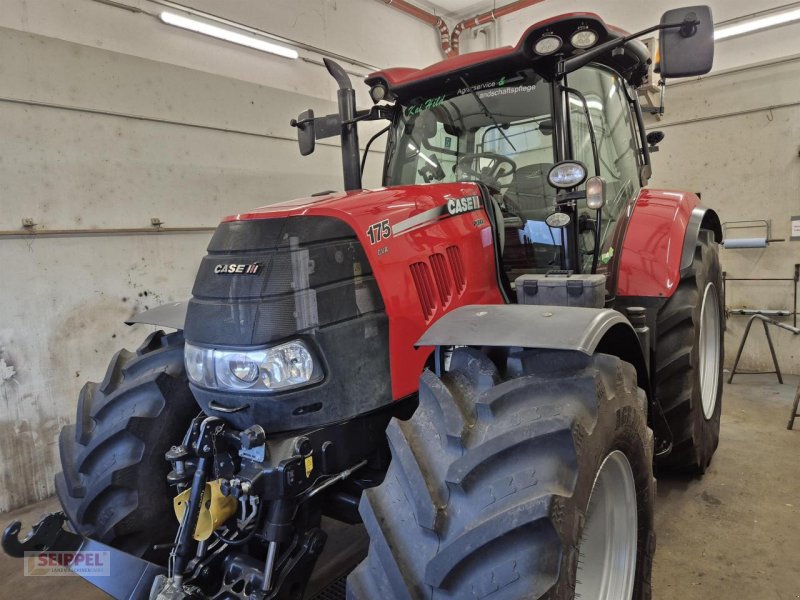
4,409 -> 391,600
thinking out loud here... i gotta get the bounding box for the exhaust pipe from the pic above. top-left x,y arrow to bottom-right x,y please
324,58 -> 362,191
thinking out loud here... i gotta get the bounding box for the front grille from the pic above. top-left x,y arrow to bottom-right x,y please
308,574 -> 347,600
186,216 -> 384,346
184,215 -> 393,433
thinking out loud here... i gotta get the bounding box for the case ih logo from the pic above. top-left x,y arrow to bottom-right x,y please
446,195 -> 482,216
214,263 -> 261,275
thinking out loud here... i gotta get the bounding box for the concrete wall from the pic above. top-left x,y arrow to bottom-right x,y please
0,0 -> 441,512
647,60 -> 800,375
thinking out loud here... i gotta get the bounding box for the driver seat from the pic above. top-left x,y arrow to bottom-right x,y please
490,196 -> 505,254
504,163 -> 556,222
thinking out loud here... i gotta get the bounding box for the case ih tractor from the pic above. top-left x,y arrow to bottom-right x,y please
3,7 -> 722,600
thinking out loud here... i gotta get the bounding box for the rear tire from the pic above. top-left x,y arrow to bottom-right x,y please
55,330 -> 197,561
347,347 -> 655,599
655,229 -> 723,473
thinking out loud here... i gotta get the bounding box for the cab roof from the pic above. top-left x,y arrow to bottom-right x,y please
365,13 -> 650,101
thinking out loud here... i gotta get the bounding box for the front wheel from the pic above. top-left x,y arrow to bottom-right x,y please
55,330 -> 197,561
347,347 -> 656,599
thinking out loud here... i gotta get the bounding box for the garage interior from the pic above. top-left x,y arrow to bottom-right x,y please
0,0 -> 799,598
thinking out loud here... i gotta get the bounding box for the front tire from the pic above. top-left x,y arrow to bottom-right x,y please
55,330 -> 197,560
347,347 -> 655,599
655,229 -> 724,473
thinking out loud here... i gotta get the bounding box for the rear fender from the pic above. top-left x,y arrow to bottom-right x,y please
417,304 -> 649,395
616,188 -> 721,299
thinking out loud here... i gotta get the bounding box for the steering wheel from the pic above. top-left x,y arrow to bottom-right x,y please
456,152 -> 517,190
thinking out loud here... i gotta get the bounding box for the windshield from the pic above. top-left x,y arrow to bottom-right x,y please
386,70 -> 554,198
384,65 -> 641,276
386,69 -> 562,273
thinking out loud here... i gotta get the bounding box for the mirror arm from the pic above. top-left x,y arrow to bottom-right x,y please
560,20 -> 692,76
344,105 -> 394,126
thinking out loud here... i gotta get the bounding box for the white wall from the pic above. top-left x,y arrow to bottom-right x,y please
0,0 -> 441,512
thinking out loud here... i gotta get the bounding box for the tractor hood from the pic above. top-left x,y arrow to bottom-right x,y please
221,183 -> 485,230
183,182 -> 498,432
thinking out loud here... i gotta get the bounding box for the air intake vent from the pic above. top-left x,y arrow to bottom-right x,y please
410,262 -> 437,322
446,245 -> 466,294
429,253 -> 453,308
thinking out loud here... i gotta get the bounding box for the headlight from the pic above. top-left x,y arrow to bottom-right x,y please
370,83 -> 387,103
571,30 -> 598,49
548,161 -> 587,189
533,35 -> 562,56
185,340 -> 321,393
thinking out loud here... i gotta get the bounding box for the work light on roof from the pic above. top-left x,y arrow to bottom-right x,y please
533,35 -> 562,55
370,83 -> 387,103
571,29 -> 599,49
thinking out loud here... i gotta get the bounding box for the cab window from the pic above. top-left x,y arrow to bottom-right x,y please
568,67 -> 641,270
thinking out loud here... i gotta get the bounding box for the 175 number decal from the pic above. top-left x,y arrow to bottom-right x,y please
366,219 -> 391,245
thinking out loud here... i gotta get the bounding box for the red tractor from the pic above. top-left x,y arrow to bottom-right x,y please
4,7 -> 722,600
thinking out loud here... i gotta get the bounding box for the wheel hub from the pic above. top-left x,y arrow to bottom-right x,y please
575,450 -> 638,600
699,282 -> 721,420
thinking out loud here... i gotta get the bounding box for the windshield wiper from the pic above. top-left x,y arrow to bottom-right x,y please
459,76 -> 516,152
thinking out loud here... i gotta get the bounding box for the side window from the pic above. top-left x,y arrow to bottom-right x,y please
568,67 -> 641,269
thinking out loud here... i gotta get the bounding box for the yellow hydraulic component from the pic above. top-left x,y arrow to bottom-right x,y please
173,479 -> 237,541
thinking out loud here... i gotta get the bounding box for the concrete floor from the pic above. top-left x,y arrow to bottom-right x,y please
1,374 -> 799,598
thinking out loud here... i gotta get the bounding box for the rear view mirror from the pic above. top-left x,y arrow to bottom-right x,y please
659,5 -> 714,78
291,110 -> 345,156
646,130 -> 665,152
292,109 -> 316,156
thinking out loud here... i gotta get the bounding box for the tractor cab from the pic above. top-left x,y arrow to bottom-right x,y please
294,8 -> 714,283
380,59 -> 643,280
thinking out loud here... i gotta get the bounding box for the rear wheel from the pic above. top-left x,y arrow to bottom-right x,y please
347,347 -> 655,599
55,330 -> 197,560
655,229 -> 723,473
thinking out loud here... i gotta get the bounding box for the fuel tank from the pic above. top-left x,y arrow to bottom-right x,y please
185,183 -> 504,433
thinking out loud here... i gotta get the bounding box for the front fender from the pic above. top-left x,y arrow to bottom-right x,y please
125,301 -> 187,330
417,304 -> 649,393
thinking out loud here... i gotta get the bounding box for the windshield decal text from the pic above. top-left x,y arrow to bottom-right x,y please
405,95 -> 446,116
478,84 -> 537,99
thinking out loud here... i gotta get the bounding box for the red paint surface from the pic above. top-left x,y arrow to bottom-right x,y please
368,48 -> 514,87
617,188 -> 700,298
224,180 -> 698,393
226,184 -> 504,399
367,12 -> 609,88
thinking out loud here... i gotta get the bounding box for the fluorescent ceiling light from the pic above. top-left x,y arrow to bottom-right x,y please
159,11 -> 299,59
714,7 -> 800,40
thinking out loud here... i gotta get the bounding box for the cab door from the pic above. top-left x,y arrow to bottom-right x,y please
566,66 -> 644,293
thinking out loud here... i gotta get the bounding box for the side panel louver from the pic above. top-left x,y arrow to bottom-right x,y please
446,245 -> 467,294
429,253 -> 453,308
410,262 -> 437,322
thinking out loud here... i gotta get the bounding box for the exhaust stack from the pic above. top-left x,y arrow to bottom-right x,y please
324,58 -> 362,191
